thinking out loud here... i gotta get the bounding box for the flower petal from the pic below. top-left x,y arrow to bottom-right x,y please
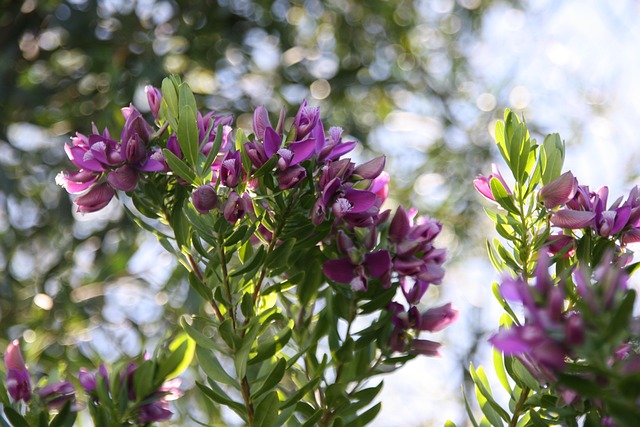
550,210 -> 596,229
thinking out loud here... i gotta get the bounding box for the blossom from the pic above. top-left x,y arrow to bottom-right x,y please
473,163 -> 511,202
37,381 -> 75,409
145,85 -> 162,119
539,171 -> 578,209
292,99 -> 320,140
219,149 -> 243,188
192,185 -> 218,214
323,250 -> 391,291
74,183 -> 115,213
5,339 -> 31,403
137,378 -> 182,423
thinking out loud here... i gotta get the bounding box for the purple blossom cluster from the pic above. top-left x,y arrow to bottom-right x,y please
490,252 -> 638,383
4,339 -> 76,409
79,362 -> 182,423
541,171 -> 640,245
56,105 -> 166,212
3,339 -> 181,424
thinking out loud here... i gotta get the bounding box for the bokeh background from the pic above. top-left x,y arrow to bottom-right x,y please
2,0 -> 640,425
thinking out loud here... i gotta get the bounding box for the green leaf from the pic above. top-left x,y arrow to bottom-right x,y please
188,270 -> 214,301
252,358 -> 286,399
463,386 -> 481,427
197,381 -> 247,421
235,319 -> 262,380
196,345 -> 239,387
540,133 -> 564,185
470,363 -> 510,424
134,359 -> 157,401
490,177 -> 518,213
161,333 -> 196,380
162,148 -> 196,185
265,238 -> 296,269
493,348 -> 512,395
253,155 -> 278,178
250,324 -> 293,365
178,104 -> 199,167
181,316 -> 226,351
281,376 -> 321,409
608,289 -> 636,342
161,77 -> 179,128
344,402 -> 381,427
202,124 -> 225,173
230,245 -> 267,277
48,400 -> 77,427
3,407 -> 29,427
254,391 -> 279,427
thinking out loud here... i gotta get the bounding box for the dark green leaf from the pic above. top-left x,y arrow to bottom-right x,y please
254,391 -> 280,427
162,148 -> 196,185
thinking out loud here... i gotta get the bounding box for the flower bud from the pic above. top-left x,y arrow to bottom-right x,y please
192,185 -> 218,214
145,85 -> 162,119
5,340 -> 31,403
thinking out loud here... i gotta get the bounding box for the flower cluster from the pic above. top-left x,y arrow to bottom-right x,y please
55,105 -> 166,212
489,255 -> 586,381
79,363 -> 182,423
3,340 -> 182,425
4,340 -> 76,409
536,171 -> 640,246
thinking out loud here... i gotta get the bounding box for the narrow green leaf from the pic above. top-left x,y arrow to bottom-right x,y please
470,363 -> 510,423
161,333 -> 196,380
134,360 -> 157,401
196,345 -> 239,387
230,245 -> 267,277
252,358 -> 286,399
254,391 -> 280,427
281,376 -> 321,409
202,124 -> 225,173
344,402 -> 381,427
235,319 -> 261,380
463,386 -> 481,427
161,77 -> 179,126
541,133 -> 564,185
197,381 -> 247,421
3,407 -> 29,427
178,104 -> 199,166
162,148 -> 196,185
493,348 -> 512,395
490,177 -> 518,213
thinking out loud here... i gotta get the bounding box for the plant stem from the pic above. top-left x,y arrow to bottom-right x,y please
241,377 -> 255,426
509,386 -> 530,427
187,253 -> 224,322
218,238 -> 237,329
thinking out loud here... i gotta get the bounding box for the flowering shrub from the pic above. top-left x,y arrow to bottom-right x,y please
464,111 -> 640,427
10,75 -> 459,426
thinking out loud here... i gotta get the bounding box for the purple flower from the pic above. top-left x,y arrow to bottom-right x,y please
121,105 -> 153,147
37,380 -> 75,409
414,303 -> 458,332
315,126 -> 357,162
252,105 -> 271,140
137,378 -> 182,423
107,164 -> 139,192
323,250 -> 391,291
5,340 -> 31,403
78,364 -> 109,402
539,171 -> 578,209
292,99 -> 320,140
264,127 -> 315,169
145,85 -> 162,120
224,192 -> 250,224
73,183 -> 115,213
219,149 -> 243,188
55,169 -> 100,194
192,185 -> 218,214
473,163 -> 511,202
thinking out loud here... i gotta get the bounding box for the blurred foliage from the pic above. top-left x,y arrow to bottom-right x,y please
0,0 -> 522,424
